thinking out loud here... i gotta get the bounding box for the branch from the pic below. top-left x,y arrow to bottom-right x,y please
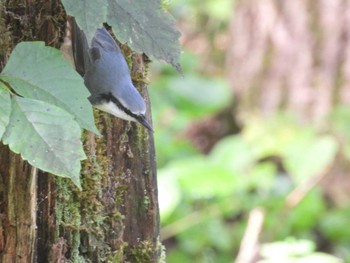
235,207 -> 265,263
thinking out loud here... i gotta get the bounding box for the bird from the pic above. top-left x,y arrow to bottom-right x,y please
70,19 -> 153,132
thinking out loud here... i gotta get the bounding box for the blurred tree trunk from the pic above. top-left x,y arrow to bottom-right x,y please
227,0 -> 350,204
228,0 -> 350,119
0,1 -> 161,262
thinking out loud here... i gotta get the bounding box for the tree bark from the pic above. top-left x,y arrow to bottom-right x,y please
0,1 -> 161,262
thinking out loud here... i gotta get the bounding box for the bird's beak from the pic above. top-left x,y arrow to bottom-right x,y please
136,115 -> 154,132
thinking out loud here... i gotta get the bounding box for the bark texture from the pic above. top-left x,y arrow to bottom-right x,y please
0,1 -> 161,262
0,146 -> 37,263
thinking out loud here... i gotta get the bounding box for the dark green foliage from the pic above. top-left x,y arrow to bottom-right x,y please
61,0 -> 182,72
0,42 -> 97,188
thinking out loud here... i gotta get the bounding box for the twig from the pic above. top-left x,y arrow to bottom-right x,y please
285,164 -> 331,208
235,207 -> 265,263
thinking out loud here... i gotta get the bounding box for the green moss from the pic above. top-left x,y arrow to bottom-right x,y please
55,177 -> 83,259
71,255 -> 87,263
106,241 -> 128,263
115,181 -> 128,206
127,240 -> 155,263
127,237 -> 166,263
119,131 -> 130,145
156,237 -> 167,263
160,0 -> 171,11
0,2 -> 11,58
132,72 -> 150,86
143,194 -> 150,209
53,108 -> 138,261
123,50 -> 133,67
71,230 -> 82,259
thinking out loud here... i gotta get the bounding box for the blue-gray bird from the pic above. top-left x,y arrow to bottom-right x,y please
71,20 -> 153,131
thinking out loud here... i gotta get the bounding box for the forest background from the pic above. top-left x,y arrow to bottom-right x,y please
152,0 -> 350,262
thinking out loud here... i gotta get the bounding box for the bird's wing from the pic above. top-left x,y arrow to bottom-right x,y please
70,18 -> 92,77
91,28 -> 120,52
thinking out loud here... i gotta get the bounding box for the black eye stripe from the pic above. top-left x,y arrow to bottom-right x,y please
99,93 -> 142,120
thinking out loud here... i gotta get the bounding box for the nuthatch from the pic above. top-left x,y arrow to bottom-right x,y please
71,20 -> 153,131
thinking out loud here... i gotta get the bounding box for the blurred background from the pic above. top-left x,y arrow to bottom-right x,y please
149,0 -> 350,262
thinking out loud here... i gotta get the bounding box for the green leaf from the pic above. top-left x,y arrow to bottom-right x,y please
2,97 -> 85,189
247,162 -> 277,192
61,0 -> 107,43
210,135 -> 255,174
295,253 -> 343,263
162,157 -> 244,198
283,135 -> 338,183
243,114 -> 311,158
167,76 -> 231,115
320,207 -> 350,243
61,0 -> 182,72
158,172 -> 181,221
260,238 -> 342,263
260,238 -> 315,258
107,0 -> 182,72
0,82 -> 11,139
287,190 -> 325,231
0,42 -> 99,134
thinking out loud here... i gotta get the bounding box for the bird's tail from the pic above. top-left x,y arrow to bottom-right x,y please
68,17 -> 92,77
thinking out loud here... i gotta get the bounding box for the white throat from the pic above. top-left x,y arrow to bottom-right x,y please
95,101 -> 137,122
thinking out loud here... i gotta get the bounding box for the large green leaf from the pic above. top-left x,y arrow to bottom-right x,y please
107,0 -> 182,72
61,0 -> 182,72
2,97 -> 85,189
61,0 -> 107,43
0,42 -> 99,134
283,135 -> 338,183
167,76 -> 231,114
160,157 -> 244,199
0,82 -> 11,139
210,135 -> 255,174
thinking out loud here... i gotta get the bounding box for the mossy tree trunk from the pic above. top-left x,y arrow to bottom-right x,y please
0,1 -> 161,262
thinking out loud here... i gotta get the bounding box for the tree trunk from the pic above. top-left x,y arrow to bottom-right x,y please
0,1 -> 161,262
227,0 -> 350,120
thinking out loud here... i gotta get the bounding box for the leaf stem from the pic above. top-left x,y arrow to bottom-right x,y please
0,78 -> 16,96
